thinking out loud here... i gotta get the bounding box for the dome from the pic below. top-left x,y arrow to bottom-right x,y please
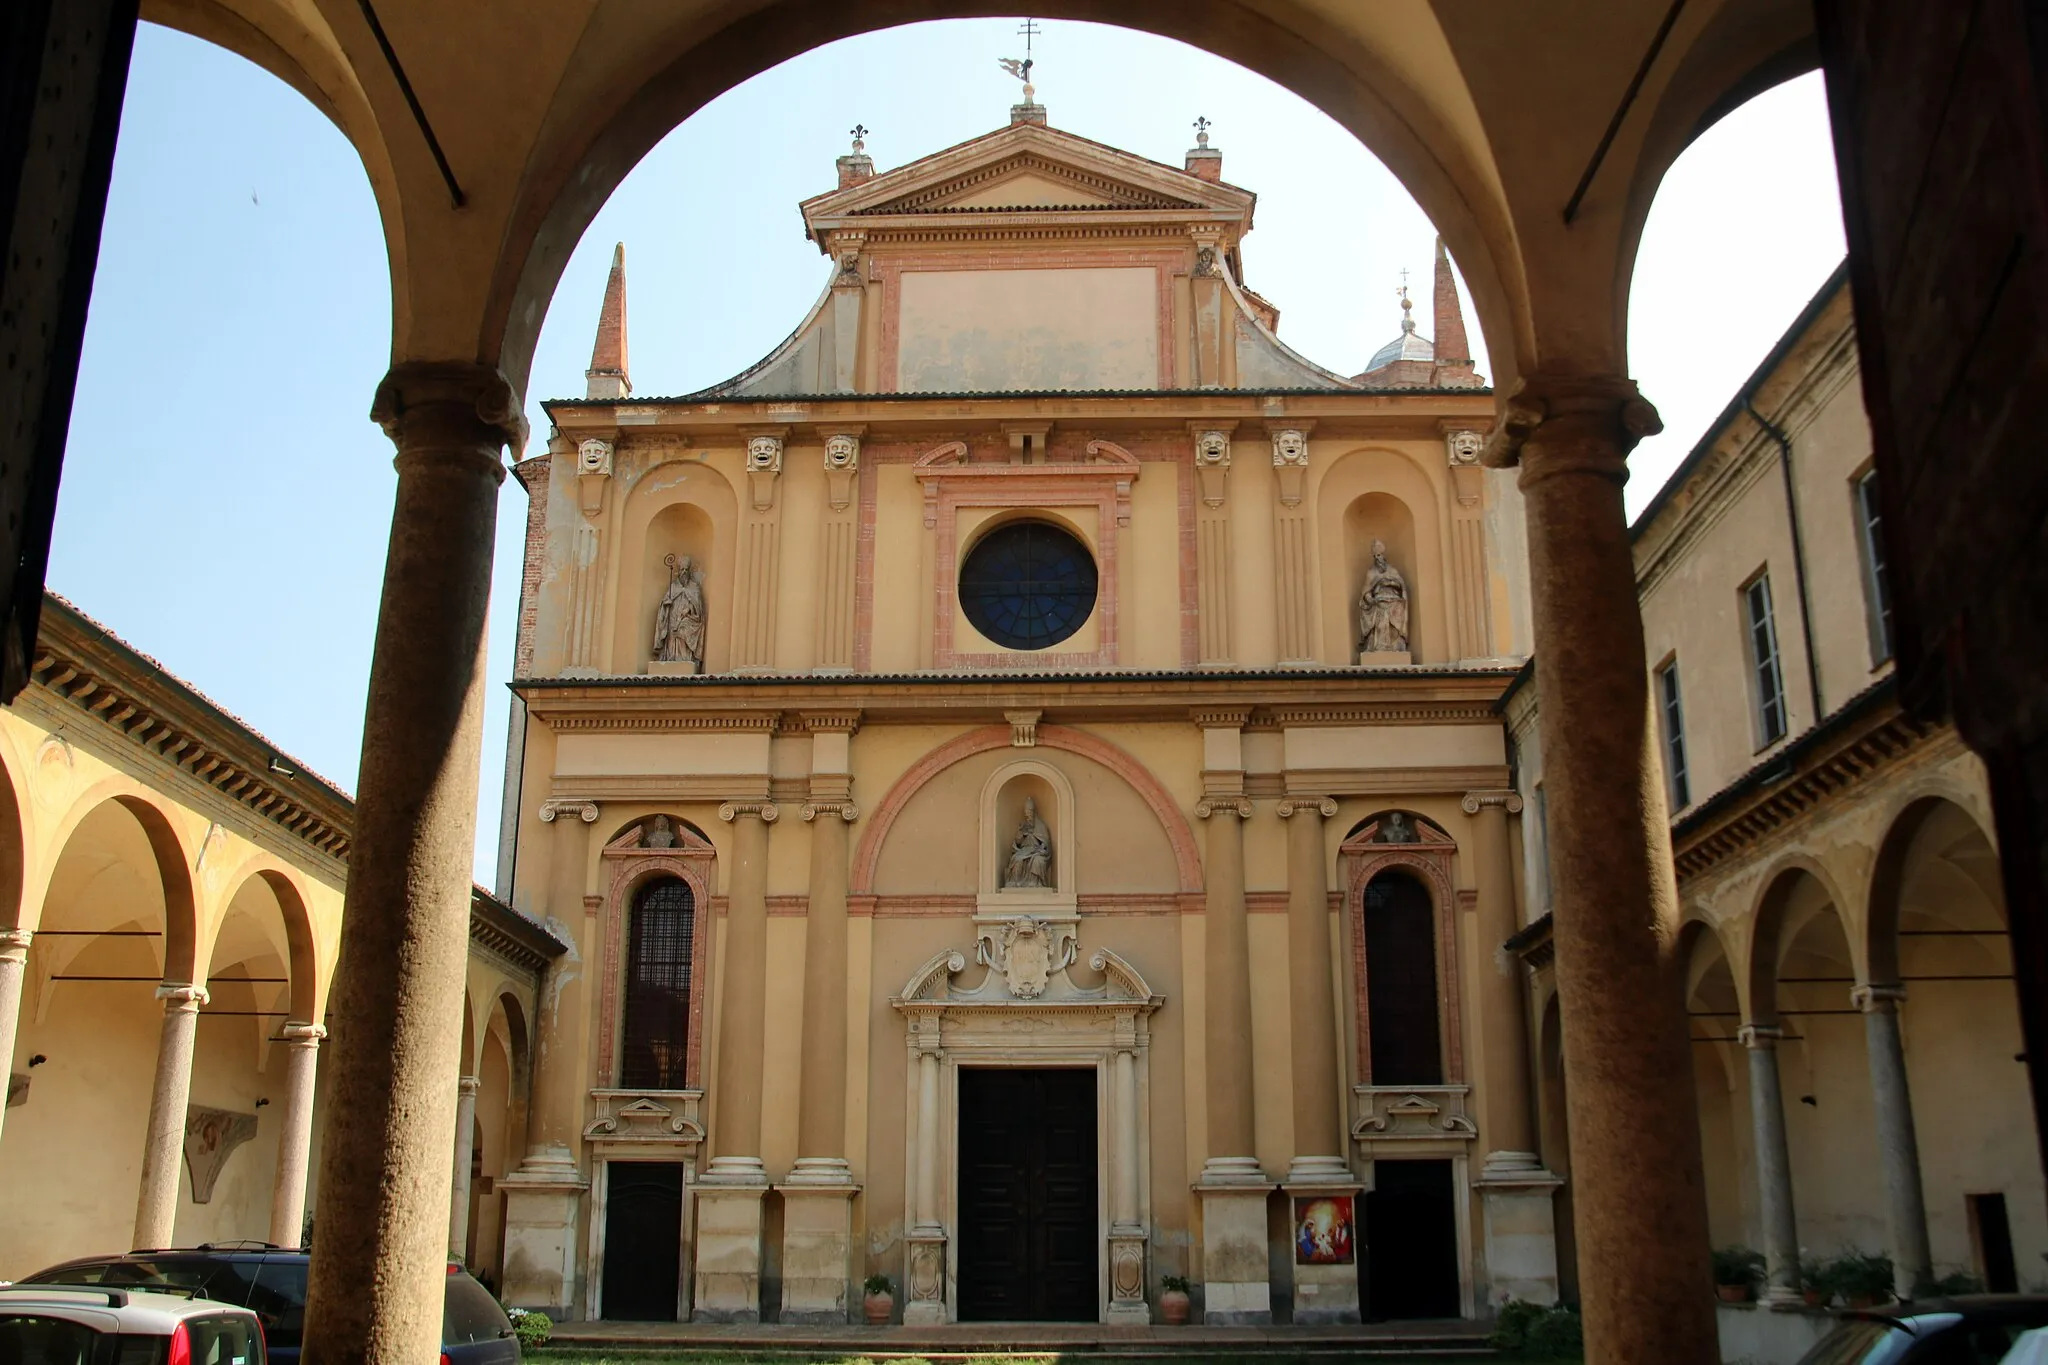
1366,317 -> 1434,371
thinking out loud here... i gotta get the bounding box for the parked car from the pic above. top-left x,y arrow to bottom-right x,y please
20,1247 -> 517,1365
0,1283 -> 267,1365
1796,1297 -> 2048,1365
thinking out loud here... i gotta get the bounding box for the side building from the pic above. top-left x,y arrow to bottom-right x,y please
1508,267 -> 2036,1319
0,594 -> 564,1288
494,107 -> 1562,1326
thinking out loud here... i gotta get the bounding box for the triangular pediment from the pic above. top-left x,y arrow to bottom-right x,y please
858,153 -> 1204,216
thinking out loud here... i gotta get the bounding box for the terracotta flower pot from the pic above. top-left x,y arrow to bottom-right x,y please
1160,1289 -> 1191,1325
1716,1284 -> 1753,1304
864,1291 -> 893,1325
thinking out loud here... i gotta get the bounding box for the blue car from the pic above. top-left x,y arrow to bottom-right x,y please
1795,1297 -> 2048,1365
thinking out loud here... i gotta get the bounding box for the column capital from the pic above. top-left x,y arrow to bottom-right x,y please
156,982 -> 208,1012
538,797 -> 600,824
1480,372 -> 1662,484
801,800 -> 859,823
1276,796 -> 1337,819
1852,983 -> 1908,1013
279,1022 -> 327,1047
1461,789 -> 1525,815
1195,796 -> 1253,820
0,926 -> 30,961
370,361 -> 528,456
1737,1023 -> 1786,1050
457,1075 -> 481,1097
719,800 -> 780,824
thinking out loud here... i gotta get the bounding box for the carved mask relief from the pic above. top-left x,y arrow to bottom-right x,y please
1445,430 -> 1484,466
1195,430 -> 1231,467
1271,429 -> 1309,467
824,434 -> 861,470
746,436 -> 784,473
577,438 -> 614,476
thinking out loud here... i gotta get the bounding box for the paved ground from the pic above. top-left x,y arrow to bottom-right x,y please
545,1317 -> 1493,1356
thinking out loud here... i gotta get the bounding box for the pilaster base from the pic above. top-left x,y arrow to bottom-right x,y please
692,1157 -> 768,1323
1196,1159 -> 1275,1325
1284,1157 -> 1363,1325
1107,1224 -> 1149,1324
902,1227 -> 947,1324
776,1160 -> 859,1325
1475,1151 -> 1565,1310
497,1149 -> 588,1316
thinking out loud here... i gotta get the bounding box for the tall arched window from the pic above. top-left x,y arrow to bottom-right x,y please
619,875 -> 695,1090
1363,869 -> 1442,1084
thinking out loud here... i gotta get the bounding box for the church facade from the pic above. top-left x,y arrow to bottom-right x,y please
492,103 -> 1560,1326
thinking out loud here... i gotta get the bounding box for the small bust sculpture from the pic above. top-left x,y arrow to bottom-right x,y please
653,553 -> 706,667
644,814 -> 677,849
1375,811 -> 1420,844
1002,796 -> 1053,889
1357,538 -> 1410,654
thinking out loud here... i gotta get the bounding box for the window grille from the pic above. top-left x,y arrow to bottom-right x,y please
619,876 -> 695,1090
958,520 -> 1098,650
1363,870 -> 1442,1085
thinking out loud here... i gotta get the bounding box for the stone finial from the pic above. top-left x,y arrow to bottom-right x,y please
836,124 -> 874,188
1186,115 -> 1222,181
585,243 -> 631,400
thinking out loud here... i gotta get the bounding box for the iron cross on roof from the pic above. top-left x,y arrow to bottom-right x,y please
998,18 -> 1040,91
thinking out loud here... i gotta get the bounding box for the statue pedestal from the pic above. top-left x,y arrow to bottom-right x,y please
1476,1153 -> 1566,1310
648,660 -> 701,676
692,1157 -> 768,1322
1357,650 -> 1413,668
777,1162 -> 860,1325
1284,1157 -> 1363,1325
1195,1159 -> 1275,1325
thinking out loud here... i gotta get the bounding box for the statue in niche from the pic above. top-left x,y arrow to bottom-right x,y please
1375,811 -> 1419,844
1002,796 -> 1054,889
644,815 -> 677,849
652,553 -> 706,667
1357,539 -> 1411,653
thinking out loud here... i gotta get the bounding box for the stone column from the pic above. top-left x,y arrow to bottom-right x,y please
1855,984 -> 1931,1295
1194,789 -> 1273,1325
134,982 -> 207,1249
1277,795 -> 1360,1323
302,362 -> 519,1365
903,1022 -> 947,1325
267,1022 -> 324,1249
449,1076 -> 480,1260
1107,1023 -> 1150,1324
1488,376 -> 1715,1362
499,798 -> 595,1314
0,928 -> 31,1149
781,752 -> 861,1325
694,800 -> 776,1322
1739,1024 -> 1802,1306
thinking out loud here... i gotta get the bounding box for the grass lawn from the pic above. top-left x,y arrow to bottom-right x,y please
527,1351 -> 1507,1365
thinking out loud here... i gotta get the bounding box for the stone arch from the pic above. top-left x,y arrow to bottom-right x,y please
39,788 -> 202,985
1677,917 -> 1748,1249
1745,854 -> 1858,1023
1867,794 -> 2004,987
1314,446 -> 1446,665
0,728 -> 29,934
610,457 -> 739,674
852,724 -> 1202,895
209,860 -> 322,1024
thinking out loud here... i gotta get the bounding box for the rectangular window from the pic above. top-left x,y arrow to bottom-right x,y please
1745,573 -> 1788,747
1656,659 -> 1691,810
1855,469 -> 1894,664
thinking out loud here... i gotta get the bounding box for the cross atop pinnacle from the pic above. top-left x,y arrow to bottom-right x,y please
849,124 -> 867,154
1194,115 -> 1212,148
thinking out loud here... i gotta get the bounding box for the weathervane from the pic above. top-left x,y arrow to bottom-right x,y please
998,18 -> 1041,103
850,123 -> 868,154
1193,115 -> 1212,148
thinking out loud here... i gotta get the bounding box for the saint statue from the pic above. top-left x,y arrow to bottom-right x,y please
653,553 -> 706,667
1357,539 -> 1410,654
1002,796 -> 1053,889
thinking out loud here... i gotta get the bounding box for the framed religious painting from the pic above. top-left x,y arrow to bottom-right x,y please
1294,1194 -> 1356,1265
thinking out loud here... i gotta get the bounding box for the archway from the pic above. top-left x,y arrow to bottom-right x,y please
1680,920 -> 1751,1250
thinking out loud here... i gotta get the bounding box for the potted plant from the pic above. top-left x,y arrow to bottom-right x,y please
1827,1251 -> 1896,1309
863,1273 -> 894,1325
1159,1274 -> 1192,1326
1798,1254 -> 1833,1309
1712,1246 -> 1765,1303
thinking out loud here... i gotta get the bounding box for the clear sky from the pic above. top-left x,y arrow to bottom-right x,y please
54,20 -> 1845,885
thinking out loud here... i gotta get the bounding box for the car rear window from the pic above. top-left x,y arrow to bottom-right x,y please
441,1274 -> 510,1346
246,1262 -> 307,1346
185,1314 -> 263,1365
0,1314 -> 104,1365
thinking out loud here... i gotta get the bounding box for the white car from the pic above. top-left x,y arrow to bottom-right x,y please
0,1284 -> 266,1365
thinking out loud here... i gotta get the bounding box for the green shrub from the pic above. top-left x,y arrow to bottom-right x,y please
1489,1299 -> 1547,1349
1712,1246 -> 1767,1288
862,1274 -> 895,1296
1490,1299 -> 1583,1361
505,1308 -> 552,1348
1917,1268 -> 1985,1297
1160,1274 -> 1192,1294
1824,1250 -> 1897,1303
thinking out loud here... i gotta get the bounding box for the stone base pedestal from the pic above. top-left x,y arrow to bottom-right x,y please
902,1227 -> 948,1324
1357,650 -> 1413,668
1284,1156 -> 1363,1325
1107,1225 -> 1150,1324
776,1160 -> 859,1325
497,1150 -> 588,1316
1475,1151 -> 1565,1310
1196,1158 -> 1275,1325
647,660 -> 701,676
692,1157 -> 769,1322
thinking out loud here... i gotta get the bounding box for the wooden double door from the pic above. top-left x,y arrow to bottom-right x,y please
956,1067 -> 1100,1321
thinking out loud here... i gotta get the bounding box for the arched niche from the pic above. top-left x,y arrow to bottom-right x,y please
595,815 -> 715,1093
979,758 -> 1077,912
610,459 -> 737,675
1314,449 -> 1445,666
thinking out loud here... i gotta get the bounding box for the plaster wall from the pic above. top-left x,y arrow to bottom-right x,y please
896,268 -> 1158,392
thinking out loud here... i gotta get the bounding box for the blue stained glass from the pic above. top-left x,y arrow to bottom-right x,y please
959,520 -> 1099,650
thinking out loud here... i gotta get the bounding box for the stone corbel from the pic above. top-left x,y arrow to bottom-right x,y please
742,428 -> 788,511
1002,420 -> 1053,464
1005,709 -> 1042,747
575,438 -> 615,516
183,1106 -> 260,1204
821,426 -> 865,511
1190,421 -> 1237,508
538,798 -> 601,824
1442,424 -> 1486,508
1266,422 -> 1315,505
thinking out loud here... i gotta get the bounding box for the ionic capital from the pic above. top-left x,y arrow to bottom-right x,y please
1194,796 -> 1253,820
1480,373 -> 1662,485
457,1075 -> 481,1097
719,800 -> 780,824
1461,789 -> 1525,815
1851,983 -> 1907,1014
279,1022 -> 327,1048
0,926 -> 30,962
369,361 -> 528,459
801,801 -> 859,823
1736,1023 -> 1785,1051
1276,796 -> 1337,820
538,798 -> 600,824
156,982 -> 209,1012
